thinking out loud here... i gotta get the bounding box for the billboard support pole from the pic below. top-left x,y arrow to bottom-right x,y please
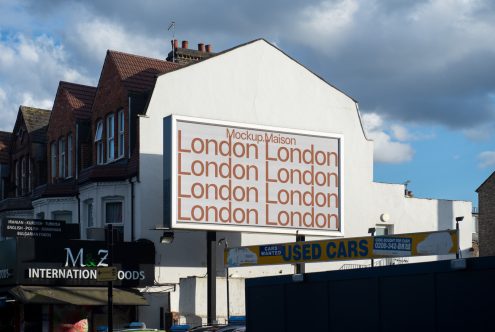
455,216 -> 463,259
295,234 -> 305,274
207,231 -> 217,325
107,224 -> 114,332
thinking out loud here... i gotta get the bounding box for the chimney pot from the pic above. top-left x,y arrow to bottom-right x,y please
198,43 -> 205,52
182,40 -> 188,49
173,39 -> 178,49
205,44 -> 212,53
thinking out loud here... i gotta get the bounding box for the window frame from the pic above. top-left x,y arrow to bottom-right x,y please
67,133 -> 73,178
58,137 -> 66,178
51,141 -> 57,180
118,110 -> 125,158
107,113 -> 115,161
95,120 -> 104,165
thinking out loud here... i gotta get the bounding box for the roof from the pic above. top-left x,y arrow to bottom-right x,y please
476,171 -> 495,192
19,106 -> 51,143
59,81 -> 96,120
108,50 -> 180,92
0,131 -> 12,164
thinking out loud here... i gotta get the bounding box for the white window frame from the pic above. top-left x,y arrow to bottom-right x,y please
118,110 -> 125,158
58,137 -> 66,178
103,196 -> 124,241
14,160 -> 19,196
95,120 -> 104,164
107,114 -> 115,161
84,199 -> 94,228
67,134 -> 73,178
28,158 -> 32,191
21,157 -> 26,195
51,142 -> 57,180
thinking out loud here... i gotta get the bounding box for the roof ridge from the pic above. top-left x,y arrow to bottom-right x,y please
108,49 -> 178,65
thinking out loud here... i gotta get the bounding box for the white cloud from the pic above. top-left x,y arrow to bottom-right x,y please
0,32 -> 91,131
72,18 -> 167,63
478,151 -> 495,168
296,0 -> 359,52
390,124 -> 411,141
361,112 -> 414,164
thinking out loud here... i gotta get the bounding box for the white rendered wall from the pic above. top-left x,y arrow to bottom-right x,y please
138,39 -> 474,321
32,197 -> 78,222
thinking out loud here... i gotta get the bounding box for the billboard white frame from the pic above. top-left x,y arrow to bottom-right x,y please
164,115 -> 344,236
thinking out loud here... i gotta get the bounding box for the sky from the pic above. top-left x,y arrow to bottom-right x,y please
0,0 -> 494,207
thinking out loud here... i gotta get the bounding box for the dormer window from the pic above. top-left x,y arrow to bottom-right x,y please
95,120 -> 104,164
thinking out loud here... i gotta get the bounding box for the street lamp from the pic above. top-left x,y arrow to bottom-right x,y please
455,216 -> 464,259
218,238 -> 230,323
368,227 -> 376,267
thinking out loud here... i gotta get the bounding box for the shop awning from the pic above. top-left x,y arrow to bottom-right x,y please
6,286 -> 148,306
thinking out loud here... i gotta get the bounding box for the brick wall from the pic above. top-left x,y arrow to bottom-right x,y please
91,56 -> 129,166
478,174 -> 495,256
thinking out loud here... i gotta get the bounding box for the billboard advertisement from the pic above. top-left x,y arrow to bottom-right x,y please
225,230 -> 458,267
164,115 -> 343,236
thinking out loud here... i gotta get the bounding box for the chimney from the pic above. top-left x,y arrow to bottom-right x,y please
182,40 -> 188,49
205,44 -> 212,53
198,43 -> 205,52
173,39 -> 178,49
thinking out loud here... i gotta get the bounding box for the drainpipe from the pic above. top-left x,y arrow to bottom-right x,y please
130,177 -> 135,241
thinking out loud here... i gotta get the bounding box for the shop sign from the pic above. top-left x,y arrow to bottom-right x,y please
96,266 -> 118,281
225,230 -> 458,267
1,239 -> 155,287
164,115 -> 343,236
1,218 -> 80,239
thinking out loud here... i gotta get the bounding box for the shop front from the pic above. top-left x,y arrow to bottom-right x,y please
0,238 -> 155,331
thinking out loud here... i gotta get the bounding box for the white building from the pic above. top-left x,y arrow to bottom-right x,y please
137,39 -> 474,326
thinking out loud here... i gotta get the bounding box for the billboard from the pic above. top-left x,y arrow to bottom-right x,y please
164,115 -> 343,236
225,230 -> 458,267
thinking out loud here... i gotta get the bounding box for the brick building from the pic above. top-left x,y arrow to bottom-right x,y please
477,172 -> 495,256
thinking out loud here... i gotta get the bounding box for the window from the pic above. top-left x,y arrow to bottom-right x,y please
105,201 -> 123,224
28,158 -> 32,191
58,137 -> 66,178
104,197 -> 124,242
51,142 -> 57,179
85,199 -> 94,228
21,157 -> 26,195
52,210 -> 72,223
107,114 -> 115,161
67,134 -> 73,177
36,212 -> 45,220
14,160 -> 18,196
95,120 -> 104,164
118,110 -> 125,158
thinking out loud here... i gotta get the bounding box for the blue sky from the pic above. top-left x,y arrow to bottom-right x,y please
0,0 -> 494,207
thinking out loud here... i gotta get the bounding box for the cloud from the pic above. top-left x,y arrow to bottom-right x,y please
478,151 -> 495,168
1,0 -> 495,136
361,112 -> 414,164
0,32 -> 91,131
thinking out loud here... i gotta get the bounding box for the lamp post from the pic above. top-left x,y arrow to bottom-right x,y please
455,216 -> 464,259
368,227 -> 376,267
218,238 -> 230,323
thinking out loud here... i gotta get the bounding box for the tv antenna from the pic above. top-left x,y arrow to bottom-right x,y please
168,21 -> 176,62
